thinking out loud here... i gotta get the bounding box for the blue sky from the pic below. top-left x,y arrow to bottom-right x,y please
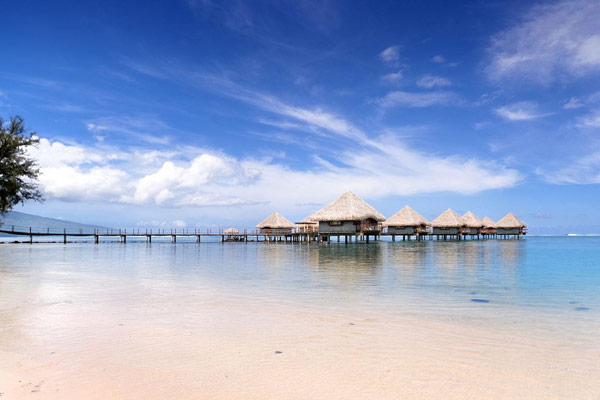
1,0 -> 600,233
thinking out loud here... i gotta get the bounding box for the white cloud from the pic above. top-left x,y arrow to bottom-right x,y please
30,113 -> 520,212
486,0 -> 600,84
495,101 -> 548,121
27,80 -> 520,213
537,152 -> 600,184
125,154 -> 260,206
381,70 -> 403,84
39,165 -> 131,202
473,90 -> 504,106
377,91 -> 459,108
30,139 -> 263,206
432,55 -> 445,63
120,58 -> 169,79
28,138 -> 120,168
416,75 -> 451,88
266,101 -> 364,140
577,109 -> 600,128
86,123 -> 108,132
563,97 -> 584,109
85,115 -> 171,145
379,46 -> 400,64
574,34 -> 600,67
257,119 -> 303,130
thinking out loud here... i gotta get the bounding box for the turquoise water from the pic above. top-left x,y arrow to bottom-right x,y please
1,237 -> 599,342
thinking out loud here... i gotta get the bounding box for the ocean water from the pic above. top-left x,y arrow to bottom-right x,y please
1,237 -> 598,339
1,237 -> 599,399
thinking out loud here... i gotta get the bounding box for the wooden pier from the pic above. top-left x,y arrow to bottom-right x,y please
0,225 -> 525,244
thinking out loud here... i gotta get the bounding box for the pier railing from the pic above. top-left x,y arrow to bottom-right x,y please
0,225 -> 269,237
0,225 -> 527,243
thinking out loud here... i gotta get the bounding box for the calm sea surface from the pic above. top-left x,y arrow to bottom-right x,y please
1,236 -> 599,343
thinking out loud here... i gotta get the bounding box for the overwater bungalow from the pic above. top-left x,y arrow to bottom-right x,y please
431,209 -> 467,239
462,211 -> 484,236
295,210 -> 319,233
383,205 -> 430,240
481,216 -> 497,236
223,227 -> 242,241
256,212 -> 295,235
311,191 -> 385,242
495,213 -> 527,237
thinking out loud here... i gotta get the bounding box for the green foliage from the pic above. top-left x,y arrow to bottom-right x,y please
0,115 -> 44,216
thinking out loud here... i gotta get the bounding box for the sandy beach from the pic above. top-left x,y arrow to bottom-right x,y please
1,288 -> 599,400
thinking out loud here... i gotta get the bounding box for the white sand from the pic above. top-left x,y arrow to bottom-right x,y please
1,293 -> 599,399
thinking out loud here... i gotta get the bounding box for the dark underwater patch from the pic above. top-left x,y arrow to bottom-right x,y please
471,299 -> 490,303
574,307 -> 590,311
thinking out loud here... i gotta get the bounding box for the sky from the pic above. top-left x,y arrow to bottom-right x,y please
1,0 -> 600,233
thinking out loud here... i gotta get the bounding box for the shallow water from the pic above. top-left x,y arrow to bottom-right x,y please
1,237 -> 599,399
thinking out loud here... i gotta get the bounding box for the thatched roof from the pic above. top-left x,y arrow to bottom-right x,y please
256,212 -> 295,229
383,205 -> 430,227
297,210 -> 319,225
224,228 -> 239,234
462,211 -> 484,228
481,216 -> 496,228
311,191 -> 385,222
496,213 -> 526,228
431,209 -> 465,228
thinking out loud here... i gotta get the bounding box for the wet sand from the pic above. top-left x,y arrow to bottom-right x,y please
1,293 -> 599,399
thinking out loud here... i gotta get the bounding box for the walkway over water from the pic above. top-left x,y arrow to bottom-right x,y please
0,225 -> 524,244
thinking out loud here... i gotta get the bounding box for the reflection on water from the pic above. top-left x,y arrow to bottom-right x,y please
313,244 -> 383,283
0,237 -> 599,342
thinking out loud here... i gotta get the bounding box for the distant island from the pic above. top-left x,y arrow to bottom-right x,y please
0,211 -> 105,237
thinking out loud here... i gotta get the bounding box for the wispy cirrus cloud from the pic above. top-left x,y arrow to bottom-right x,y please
86,123 -> 108,132
120,57 -> 171,79
90,59 -> 522,210
485,0 -> 600,84
536,152 -> 600,184
257,119 -> 304,130
576,109 -> 600,128
377,90 -> 460,108
42,102 -> 86,113
84,115 -> 172,145
563,97 -> 584,110
379,45 -> 401,65
431,54 -> 458,68
562,91 -> 600,110
494,101 -> 549,121
416,75 -> 451,89
381,70 -> 403,84
27,74 -> 521,212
